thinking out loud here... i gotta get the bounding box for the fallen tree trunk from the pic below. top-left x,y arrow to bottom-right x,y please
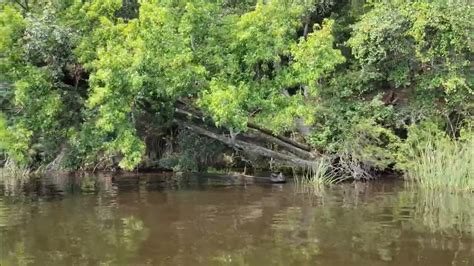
247,122 -> 311,151
175,119 -> 319,169
174,106 -> 313,155
244,128 -> 316,160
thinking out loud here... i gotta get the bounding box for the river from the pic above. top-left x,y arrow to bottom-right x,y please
0,173 -> 473,265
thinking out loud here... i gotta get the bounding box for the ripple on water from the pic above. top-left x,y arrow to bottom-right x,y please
0,175 -> 472,266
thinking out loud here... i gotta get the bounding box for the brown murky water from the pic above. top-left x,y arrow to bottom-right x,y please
0,173 -> 473,265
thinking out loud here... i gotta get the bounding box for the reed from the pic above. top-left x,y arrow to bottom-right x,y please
295,157 -> 347,188
0,160 -> 31,178
404,136 -> 473,191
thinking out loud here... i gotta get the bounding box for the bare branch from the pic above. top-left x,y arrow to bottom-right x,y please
175,119 -> 319,169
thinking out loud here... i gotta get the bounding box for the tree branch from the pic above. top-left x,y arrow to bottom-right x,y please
175,119 -> 319,169
244,128 -> 316,160
247,122 -> 312,151
174,104 -> 313,152
12,0 -> 28,11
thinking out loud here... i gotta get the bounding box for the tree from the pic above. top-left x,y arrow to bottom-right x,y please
0,0 -> 472,177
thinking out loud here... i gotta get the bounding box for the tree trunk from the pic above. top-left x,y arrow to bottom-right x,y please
244,128 -> 315,159
174,105 -> 312,152
175,119 -> 319,169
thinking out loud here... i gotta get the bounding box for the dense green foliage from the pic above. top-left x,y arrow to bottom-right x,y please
1,0 -> 472,183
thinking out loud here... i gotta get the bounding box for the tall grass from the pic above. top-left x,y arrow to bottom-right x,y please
295,157 -> 347,188
404,136 -> 473,191
0,159 -> 31,178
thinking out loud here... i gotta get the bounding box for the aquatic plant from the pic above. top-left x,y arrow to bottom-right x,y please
295,157 -> 347,188
403,136 -> 473,191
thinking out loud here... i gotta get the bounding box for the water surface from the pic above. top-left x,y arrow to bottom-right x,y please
0,173 -> 473,265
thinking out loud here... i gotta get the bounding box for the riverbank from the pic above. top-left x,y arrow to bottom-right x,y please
1,1 -> 472,187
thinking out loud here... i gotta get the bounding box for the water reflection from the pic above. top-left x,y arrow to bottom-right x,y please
0,174 -> 472,265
